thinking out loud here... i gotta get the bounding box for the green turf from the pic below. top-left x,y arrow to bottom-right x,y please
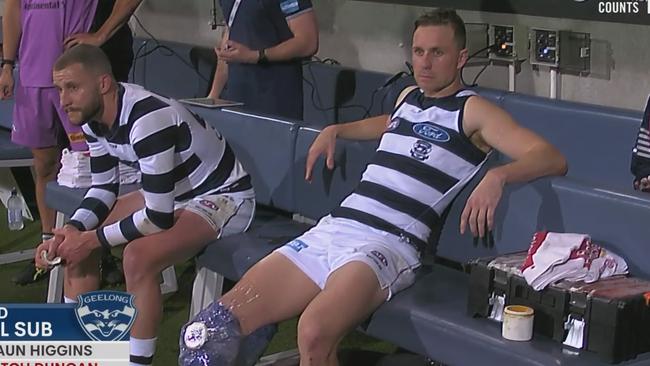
0,209 -> 396,365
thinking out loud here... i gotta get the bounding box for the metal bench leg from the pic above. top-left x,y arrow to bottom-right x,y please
0,248 -> 35,265
160,266 -> 178,295
189,266 -> 224,319
256,349 -> 300,366
47,211 -> 66,303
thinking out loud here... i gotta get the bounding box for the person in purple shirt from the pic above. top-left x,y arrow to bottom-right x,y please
0,0 -> 141,285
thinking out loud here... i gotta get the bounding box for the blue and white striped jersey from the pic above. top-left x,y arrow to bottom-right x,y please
331,88 -> 490,251
631,95 -> 650,181
68,83 -> 253,247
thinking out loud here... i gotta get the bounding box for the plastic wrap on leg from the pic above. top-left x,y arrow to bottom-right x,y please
179,302 -> 243,366
234,323 -> 278,366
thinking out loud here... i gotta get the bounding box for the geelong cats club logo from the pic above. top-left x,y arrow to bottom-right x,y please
75,290 -> 137,341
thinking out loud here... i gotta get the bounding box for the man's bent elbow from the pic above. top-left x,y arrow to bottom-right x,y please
554,153 -> 569,177
303,38 -> 319,58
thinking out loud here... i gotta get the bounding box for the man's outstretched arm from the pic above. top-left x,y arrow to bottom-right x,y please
460,95 -> 568,238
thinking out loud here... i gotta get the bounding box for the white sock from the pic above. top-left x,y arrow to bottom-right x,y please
63,296 -> 77,304
130,336 -> 157,366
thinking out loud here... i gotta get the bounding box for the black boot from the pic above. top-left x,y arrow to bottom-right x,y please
101,251 -> 124,286
12,260 -> 46,285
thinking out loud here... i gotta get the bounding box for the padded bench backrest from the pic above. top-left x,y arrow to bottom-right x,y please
131,39 -> 201,99
552,179 -> 650,278
0,99 -> 14,131
302,62 -> 401,126
194,107 -> 298,212
437,168 -> 564,263
502,93 -> 642,190
438,165 -> 650,279
292,125 -> 378,220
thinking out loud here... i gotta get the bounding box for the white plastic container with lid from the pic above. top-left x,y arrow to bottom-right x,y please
502,305 -> 534,341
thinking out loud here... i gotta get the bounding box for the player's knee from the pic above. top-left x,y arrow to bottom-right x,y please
296,315 -> 333,356
122,244 -> 155,284
64,250 -> 100,276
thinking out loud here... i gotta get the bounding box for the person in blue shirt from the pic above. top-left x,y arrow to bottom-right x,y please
206,0 -> 318,120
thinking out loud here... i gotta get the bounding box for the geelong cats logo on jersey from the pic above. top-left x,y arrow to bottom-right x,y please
75,291 -> 137,341
411,140 -> 433,161
413,123 -> 450,143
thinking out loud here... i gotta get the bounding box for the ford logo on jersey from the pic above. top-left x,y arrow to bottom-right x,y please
75,290 -> 137,341
413,123 -> 450,142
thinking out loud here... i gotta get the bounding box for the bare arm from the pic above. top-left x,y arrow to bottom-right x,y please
304,86 -> 416,180
466,96 -> 568,184
208,27 -> 230,99
0,0 -> 21,99
64,0 -> 142,48
265,10 -> 318,61
459,96 -> 567,238
2,0 -> 21,63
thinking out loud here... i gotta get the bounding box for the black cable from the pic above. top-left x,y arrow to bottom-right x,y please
461,43 -> 496,87
302,57 -> 410,121
363,87 -> 381,119
470,63 -> 490,87
364,69 -> 410,118
130,15 -> 210,83
130,40 -> 148,83
302,58 -> 370,119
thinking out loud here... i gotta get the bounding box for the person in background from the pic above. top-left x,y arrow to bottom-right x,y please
631,95 -> 650,191
207,0 -> 318,120
0,0 -> 142,285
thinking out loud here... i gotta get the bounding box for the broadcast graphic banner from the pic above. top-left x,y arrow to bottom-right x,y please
0,291 -> 136,365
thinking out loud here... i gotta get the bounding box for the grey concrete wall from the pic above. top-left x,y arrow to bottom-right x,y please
2,0 -> 647,110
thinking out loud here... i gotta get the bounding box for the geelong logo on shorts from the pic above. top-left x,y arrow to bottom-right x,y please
413,123 -> 450,142
286,239 -> 309,252
75,290 -> 137,341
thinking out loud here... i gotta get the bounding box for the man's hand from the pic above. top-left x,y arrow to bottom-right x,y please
53,226 -> 100,266
64,32 -> 105,49
634,176 -> 650,192
34,235 -> 64,269
0,69 -> 15,100
216,40 -> 258,64
460,170 -> 505,239
305,125 -> 338,182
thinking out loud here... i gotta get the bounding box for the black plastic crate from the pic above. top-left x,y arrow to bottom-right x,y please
468,253 -> 650,363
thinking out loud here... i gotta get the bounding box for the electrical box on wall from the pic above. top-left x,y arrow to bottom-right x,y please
530,28 -> 559,66
489,24 -> 527,61
466,22 -> 490,58
559,31 -> 590,73
529,28 -> 590,72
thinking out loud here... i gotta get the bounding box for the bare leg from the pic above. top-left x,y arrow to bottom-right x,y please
220,252 -> 322,335
63,191 -> 145,299
31,147 -> 61,234
297,261 -> 388,366
123,208 -> 219,339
